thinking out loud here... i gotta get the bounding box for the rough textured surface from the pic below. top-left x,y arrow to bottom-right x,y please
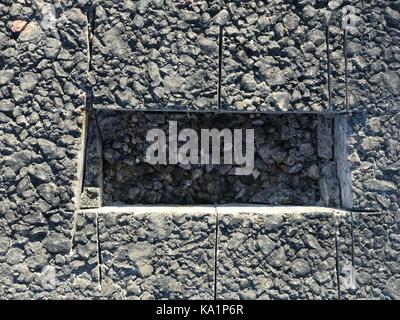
343,0 -> 400,212
348,0 -> 400,111
346,111 -> 400,212
0,0 -> 399,300
98,209 -> 216,299
217,209 -> 341,300
98,111 -> 340,206
92,0 -> 220,110
221,0 -> 328,111
0,0 -> 88,299
326,2 -> 346,111
71,211 -> 101,298
338,212 -> 400,300
90,0 -> 361,112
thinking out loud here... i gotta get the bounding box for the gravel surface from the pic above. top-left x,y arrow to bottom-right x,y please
98,112 -> 340,206
0,0 -> 398,300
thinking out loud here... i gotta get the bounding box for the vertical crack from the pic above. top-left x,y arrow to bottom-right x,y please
96,212 -> 103,287
71,3 -> 96,246
213,207 -> 219,300
343,29 -> 349,111
78,2 -> 102,210
88,4 -> 103,287
334,220 -> 342,299
87,3 -> 96,73
79,3 -> 96,197
85,2 -> 96,111
217,25 -> 223,111
350,211 -> 355,266
325,26 -> 332,110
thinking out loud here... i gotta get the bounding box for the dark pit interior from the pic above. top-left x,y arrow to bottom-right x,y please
82,111 -> 349,207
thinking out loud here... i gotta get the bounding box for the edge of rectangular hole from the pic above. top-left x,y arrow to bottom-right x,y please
82,110 -> 354,209
79,205 -> 350,217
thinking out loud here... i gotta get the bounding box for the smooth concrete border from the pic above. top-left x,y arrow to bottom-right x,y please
79,205 -> 350,216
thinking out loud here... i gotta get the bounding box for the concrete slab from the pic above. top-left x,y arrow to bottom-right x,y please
97,208 -> 216,299
338,212 -> 400,299
92,0 -> 220,111
220,0 -> 328,111
216,208 -> 345,299
345,112 -> 399,212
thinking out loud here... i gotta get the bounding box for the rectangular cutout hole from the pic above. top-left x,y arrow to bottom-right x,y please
82,111 -> 352,207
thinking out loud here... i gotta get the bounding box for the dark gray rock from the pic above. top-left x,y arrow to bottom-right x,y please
385,7 -> 400,29
37,139 -> 57,157
44,233 -> 70,255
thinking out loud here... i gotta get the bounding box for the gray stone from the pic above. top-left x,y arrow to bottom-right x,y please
0,237 -> 10,255
0,69 -> 15,86
44,233 -> 70,255
127,242 -> 155,261
385,7 -> 400,29
44,38 -> 62,59
364,179 -> 397,192
27,163 -> 51,185
103,27 -> 129,58
270,92 -> 290,111
147,62 -> 161,85
132,15 -> 144,28
257,234 -> 277,256
6,247 -> 25,265
20,72 -> 38,92
179,10 -> 200,23
241,74 -> 257,92
267,247 -> 287,268
290,259 -> 311,277
18,22 -> 43,42
283,13 -> 300,31
37,183 -> 58,206
198,37 -> 218,55
163,75 -> 184,93
386,276 -> 400,299
214,9 -> 229,25
0,99 -> 14,113
37,139 -> 57,156
303,234 -> 321,249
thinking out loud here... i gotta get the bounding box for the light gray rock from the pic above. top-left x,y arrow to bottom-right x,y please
6,247 -> 25,265
0,69 -> 15,86
364,180 -> 397,192
386,276 -> 400,299
290,259 -> 311,277
214,9 -> 229,25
